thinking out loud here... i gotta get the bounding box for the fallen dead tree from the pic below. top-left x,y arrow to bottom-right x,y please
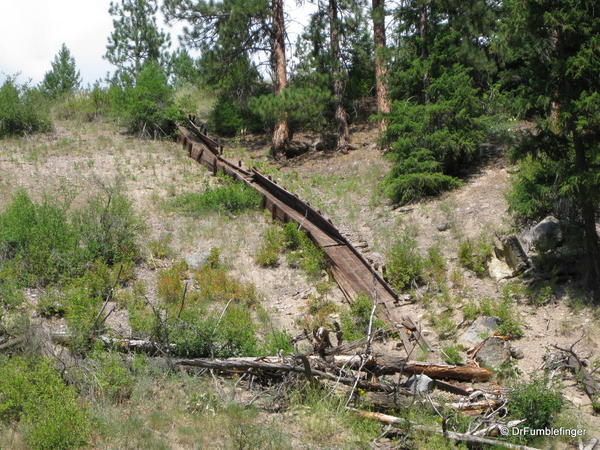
349,408 -> 540,450
49,331 -> 493,383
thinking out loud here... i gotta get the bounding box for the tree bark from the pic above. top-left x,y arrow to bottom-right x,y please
372,0 -> 390,134
328,0 -> 350,151
574,137 -> 600,302
419,3 -> 429,103
270,0 -> 290,157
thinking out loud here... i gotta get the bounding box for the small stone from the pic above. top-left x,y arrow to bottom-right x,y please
436,222 -> 451,232
510,346 -> 524,360
404,374 -> 434,394
488,256 -> 514,281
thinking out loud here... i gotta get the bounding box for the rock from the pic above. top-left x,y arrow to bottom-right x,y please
475,336 -> 511,368
459,316 -> 499,347
488,256 -> 514,281
510,346 -> 524,360
436,222 -> 451,232
185,251 -> 210,270
522,216 -> 563,253
404,374 -> 434,394
501,235 -> 529,274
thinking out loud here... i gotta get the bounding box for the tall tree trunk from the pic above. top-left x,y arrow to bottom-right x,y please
574,137 -> 600,302
419,4 -> 429,103
271,0 -> 289,157
372,0 -> 390,134
328,0 -> 350,151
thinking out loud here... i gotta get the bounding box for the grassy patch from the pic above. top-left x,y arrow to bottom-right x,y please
255,222 -> 326,279
458,233 -> 493,276
340,294 -> 385,341
166,177 -> 262,216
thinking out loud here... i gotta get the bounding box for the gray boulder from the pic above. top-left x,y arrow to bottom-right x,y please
522,216 -> 563,253
500,235 -> 529,274
475,336 -> 511,369
458,316 -> 499,347
404,374 -> 434,394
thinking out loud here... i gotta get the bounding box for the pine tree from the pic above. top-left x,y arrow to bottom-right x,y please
105,0 -> 171,80
328,0 -> 350,151
41,44 -> 81,99
163,0 -> 290,155
502,0 -> 600,301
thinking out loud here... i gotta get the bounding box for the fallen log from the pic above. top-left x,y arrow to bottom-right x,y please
325,354 -> 492,382
349,408 -> 540,450
173,356 -> 398,392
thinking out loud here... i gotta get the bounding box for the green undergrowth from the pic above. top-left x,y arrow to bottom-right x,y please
339,294 -> 385,341
462,289 -> 524,339
120,250 -> 293,358
255,222 -> 326,279
0,187 -> 141,287
457,233 -> 494,276
0,356 -> 91,449
165,176 -> 262,216
385,225 -> 447,292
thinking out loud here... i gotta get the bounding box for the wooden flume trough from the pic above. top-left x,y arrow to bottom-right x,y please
176,123 -> 422,348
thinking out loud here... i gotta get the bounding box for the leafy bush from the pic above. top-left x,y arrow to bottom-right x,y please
255,226 -> 284,267
53,84 -> 110,122
382,65 -> 492,204
0,356 -> 90,449
166,178 -> 262,216
340,294 -> 384,341
209,95 -> 250,136
386,228 -> 425,291
0,190 -> 84,285
0,188 -> 140,286
114,61 -> 182,137
261,330 -> 294,355
0,77 -> 52,138
509,377 -> 563,443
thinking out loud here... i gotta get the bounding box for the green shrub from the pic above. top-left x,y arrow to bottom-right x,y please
386,228 -> 425,291
458,235 -> 493,276
509,377 -> 563,443
261,330 -> 294,355
507,154 -> 563,224
255,226 -> 284,267
0,356 -> 90,449
92,351 -> 134,402
114,61 -> 182,137
0,188 -> 140,287
340,294 -> 385,341
0,77 -> 51,138
157,261 -> 188,304
166,178 -> 262,216
0,190 -> 84,285
209,95 -> 249,136
382,65 -> 490,204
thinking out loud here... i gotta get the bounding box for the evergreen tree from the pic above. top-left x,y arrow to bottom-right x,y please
502,0 -> 600,301
105,0 -> 171,80
163,0 -> 290,155
41,44 -> 81,99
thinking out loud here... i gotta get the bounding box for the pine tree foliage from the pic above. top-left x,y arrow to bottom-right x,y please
502,0 -> 600,300
105,0 -> 171,80
41,44 -> 81,99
